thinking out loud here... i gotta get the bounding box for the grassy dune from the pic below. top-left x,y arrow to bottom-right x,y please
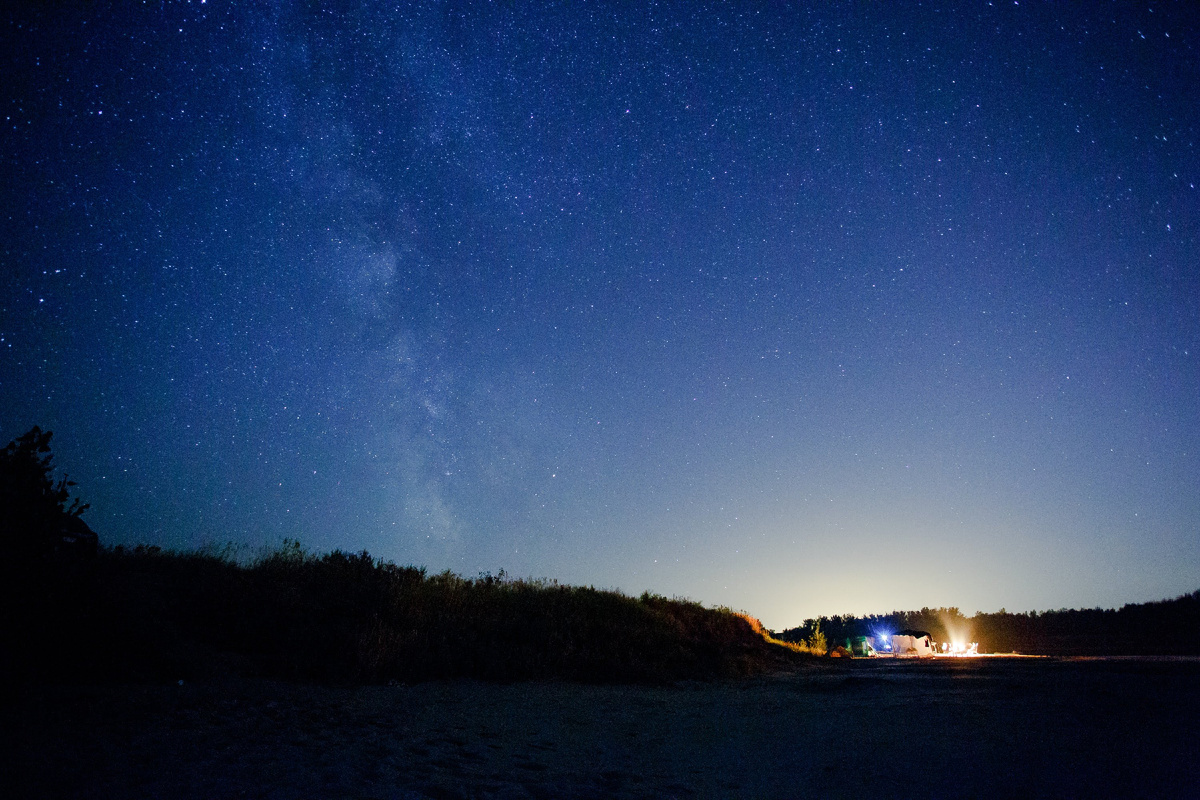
6,542 -> 813,685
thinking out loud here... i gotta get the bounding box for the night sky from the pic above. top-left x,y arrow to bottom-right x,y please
4,2 -> 1197,629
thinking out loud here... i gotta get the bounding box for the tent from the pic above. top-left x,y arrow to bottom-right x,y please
891,629 -> 935,657
846,636 -> 876,657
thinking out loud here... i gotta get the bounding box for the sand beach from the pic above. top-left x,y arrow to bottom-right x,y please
7,656 -> 1198,798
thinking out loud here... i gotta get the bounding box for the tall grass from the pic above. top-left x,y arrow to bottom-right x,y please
5,542 -> 812,685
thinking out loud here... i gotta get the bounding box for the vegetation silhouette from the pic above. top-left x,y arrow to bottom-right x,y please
8,540 -> 813,685
2,427 -> 103,685
0,426 -> 94,562
0,426 -> 826,685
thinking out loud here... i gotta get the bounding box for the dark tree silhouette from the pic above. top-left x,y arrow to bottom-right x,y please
0,426 -> 95,563
1,427 -> 100,683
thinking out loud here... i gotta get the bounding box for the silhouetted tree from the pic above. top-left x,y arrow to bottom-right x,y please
0,426 -> 93,564
1,427 -> 101,682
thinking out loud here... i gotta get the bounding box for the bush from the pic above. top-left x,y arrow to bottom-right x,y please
0,426 -> 94,563
1,427 -> 101,682
803,621 -> 827,655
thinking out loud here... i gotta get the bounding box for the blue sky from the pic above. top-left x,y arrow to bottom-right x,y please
3,1 -> 1197,628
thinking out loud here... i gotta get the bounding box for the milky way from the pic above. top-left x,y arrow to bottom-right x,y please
3,2 -> 1197,627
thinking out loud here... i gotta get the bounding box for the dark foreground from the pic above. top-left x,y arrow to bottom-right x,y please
6,657 -> 1198,799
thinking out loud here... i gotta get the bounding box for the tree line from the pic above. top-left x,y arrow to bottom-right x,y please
775,592 -> 1200,656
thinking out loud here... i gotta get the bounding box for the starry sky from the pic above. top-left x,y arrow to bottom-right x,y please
3,1 -> 1198,629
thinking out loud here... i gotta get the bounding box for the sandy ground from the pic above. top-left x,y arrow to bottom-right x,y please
6,657 -> 1199,799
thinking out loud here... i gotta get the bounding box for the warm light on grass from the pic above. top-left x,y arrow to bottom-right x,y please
737,613 -> 827,656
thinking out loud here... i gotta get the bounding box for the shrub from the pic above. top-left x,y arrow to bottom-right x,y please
0,426 -> 93,563
803,621 -> 827,655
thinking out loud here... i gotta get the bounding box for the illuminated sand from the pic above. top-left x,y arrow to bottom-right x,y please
9,657 -> 1198,798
